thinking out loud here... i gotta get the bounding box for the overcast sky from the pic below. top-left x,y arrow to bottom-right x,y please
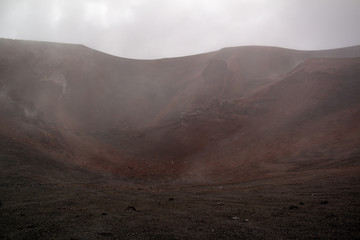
1,0 -> 360,59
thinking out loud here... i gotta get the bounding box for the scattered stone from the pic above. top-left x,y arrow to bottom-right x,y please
101,212 -> 107,215
216,202 -> 224,206
232,216 -> 240,220
125,206 -> 137,211
320,201 -> 328,205
168,198 -> 175,201
243,219 -> 249,222
97,232 -> 113,237
289,205 -> 298,210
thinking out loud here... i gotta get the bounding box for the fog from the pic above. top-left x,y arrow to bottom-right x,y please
0,0 -> 359,59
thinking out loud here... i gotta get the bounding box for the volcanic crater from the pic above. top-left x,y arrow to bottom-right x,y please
1,39 -> 359,239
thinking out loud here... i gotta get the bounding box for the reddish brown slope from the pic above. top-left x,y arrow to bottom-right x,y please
181,57 -> 360,182
1,39 -> 359,132
0,39 -> 360,181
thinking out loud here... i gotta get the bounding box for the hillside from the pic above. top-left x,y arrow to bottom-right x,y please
1,39 -> 360,240
0,39 -> 359,182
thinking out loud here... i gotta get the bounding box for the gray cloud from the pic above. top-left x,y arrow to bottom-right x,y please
0,0 -> 359,59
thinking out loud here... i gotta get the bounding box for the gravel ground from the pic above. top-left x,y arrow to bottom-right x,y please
1,167 -> 359,240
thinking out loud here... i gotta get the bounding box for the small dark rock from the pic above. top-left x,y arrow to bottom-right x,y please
101,212 -> 107,215
299,202 -> 304,205
27,225 -> 35,228
320,201 -> 328,205
289,205 -> 298,210
97,232 -> 113,237
125,206 -> 137,211
168,198 -> 175,201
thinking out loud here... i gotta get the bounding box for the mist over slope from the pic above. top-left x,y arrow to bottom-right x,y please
0,39 -> 359,182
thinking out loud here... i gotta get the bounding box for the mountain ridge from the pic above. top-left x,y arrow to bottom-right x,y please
0,39 -> 359,182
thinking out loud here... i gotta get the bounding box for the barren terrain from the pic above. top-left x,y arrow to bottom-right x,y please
0,39 -> 360,239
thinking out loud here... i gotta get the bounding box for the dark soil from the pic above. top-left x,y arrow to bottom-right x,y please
1,167 -> 359,240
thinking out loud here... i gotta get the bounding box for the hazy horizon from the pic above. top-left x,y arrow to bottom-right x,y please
1,0 -> 360,59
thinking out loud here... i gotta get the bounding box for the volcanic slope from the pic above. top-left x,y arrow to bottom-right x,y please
0,38 -> 360,182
